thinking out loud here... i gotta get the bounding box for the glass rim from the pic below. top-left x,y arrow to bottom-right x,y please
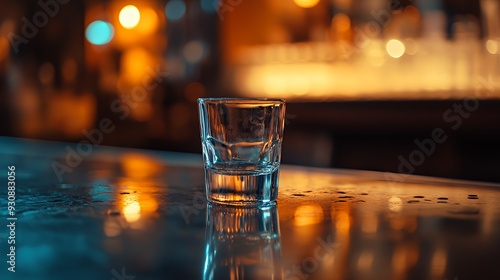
198,97 -> 285,104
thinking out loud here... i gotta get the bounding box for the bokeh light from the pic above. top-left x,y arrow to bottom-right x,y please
331,13 -> 350,33
486,39 -> 498,54
119,5 -> 141,29
200,0 -> 218,13
136,7 -> 159,34
165,0 -> 186,21
386,39 -> 405,58
293,0 -> 320,8
183,40 -> 206,63
121,47 -> 155,84
0,37 -> 10,61
85,20 -> 114,45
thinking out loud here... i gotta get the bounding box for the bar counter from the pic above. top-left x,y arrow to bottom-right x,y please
0,137 -> 499,280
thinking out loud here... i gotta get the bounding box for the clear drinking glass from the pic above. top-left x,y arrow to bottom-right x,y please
197,98 -> 286,205
203,203 -> 283,280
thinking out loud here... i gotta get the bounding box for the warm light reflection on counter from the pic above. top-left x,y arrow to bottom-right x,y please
122,197 -> 141,222
430,248 -> 447,279
121,152 -> 163,179
357,251 -> 374,271
335,211 -> 350,231
294,204 -> 324,227
103,152 -> 163,236
388,196 -> 403,212
392,243 -> 420,279
361,212 -> 378,234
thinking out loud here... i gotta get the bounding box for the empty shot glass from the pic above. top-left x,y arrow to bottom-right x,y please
198,98 -> 286,205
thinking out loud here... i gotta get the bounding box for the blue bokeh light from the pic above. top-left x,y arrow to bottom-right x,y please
85,20 -> 114,46
165,0 -> 186,21
200,0 -> 219,13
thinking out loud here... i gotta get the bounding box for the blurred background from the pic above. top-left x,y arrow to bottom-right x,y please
0,0 -> 499,182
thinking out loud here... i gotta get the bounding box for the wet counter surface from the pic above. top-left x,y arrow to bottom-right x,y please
0,137 -> 499,280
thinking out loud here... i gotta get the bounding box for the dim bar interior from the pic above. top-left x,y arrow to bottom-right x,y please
1,1 -> 500,280
0,0 -> 499,181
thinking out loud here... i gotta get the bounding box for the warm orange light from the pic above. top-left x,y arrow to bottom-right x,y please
361,212 -> 378,233
136,7 -> 159,35
121,153 -> 162,179
293,0 -> 320,8
332,13 -> 350,33
123,200 -> 141,222
121,48 -> 154,84
486,39 -> 499,54
0,37 -> 9,61
294,204 -> 324,226
335,211 -> 350,231
386,39 -> 405,58
119,5 -> 141,29
388,196 -> 402,212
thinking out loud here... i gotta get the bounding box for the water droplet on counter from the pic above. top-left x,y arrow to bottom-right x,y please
467,196 -> 479,200
337,191 -> 346,194
120,192 -> 130,195
360,193 -> 369,196
336,200 -> 347,202
292,194 -> 306,197
413,195 -> 424,198
437,197 -> 448,200
338,196 -> 353,199
407,200 -> 420,203
107,209 -> 121,216
437,201 -> 448,204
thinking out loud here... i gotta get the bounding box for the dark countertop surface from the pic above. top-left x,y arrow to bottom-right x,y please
0,136 -> 499,280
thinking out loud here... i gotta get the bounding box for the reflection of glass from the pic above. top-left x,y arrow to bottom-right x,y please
203,204 -> 283,280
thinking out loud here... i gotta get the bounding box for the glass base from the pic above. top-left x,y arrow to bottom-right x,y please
205,168 -> 279,206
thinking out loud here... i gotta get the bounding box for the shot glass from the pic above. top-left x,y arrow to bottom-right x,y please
197,98 -> 286,205
203,203 -> 283,280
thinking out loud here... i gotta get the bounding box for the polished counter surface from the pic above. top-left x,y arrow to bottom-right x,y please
0,137 -> 499,280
